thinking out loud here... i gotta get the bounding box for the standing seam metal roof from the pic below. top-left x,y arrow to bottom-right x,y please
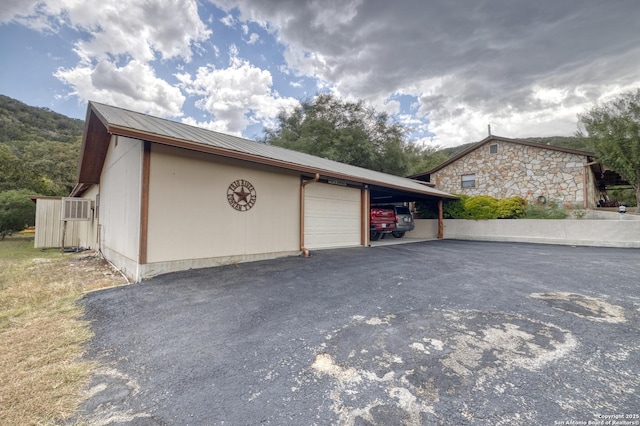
89,101 -> 456,199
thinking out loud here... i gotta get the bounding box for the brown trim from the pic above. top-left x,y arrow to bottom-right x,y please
437,199 -> 444,239
78,109 -> 112,184
139,140 -> 151,264
361,187 -> 370,246
299,178 -> 305,252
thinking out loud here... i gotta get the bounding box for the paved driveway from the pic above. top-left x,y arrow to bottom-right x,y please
76,241 -> 639,425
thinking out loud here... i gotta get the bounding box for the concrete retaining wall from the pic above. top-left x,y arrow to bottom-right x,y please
413,219 -> 640,248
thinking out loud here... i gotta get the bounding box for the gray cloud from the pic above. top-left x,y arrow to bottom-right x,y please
216,0 -> 640,145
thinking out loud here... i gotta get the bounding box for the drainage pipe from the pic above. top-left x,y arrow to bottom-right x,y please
300,173 -> 320,257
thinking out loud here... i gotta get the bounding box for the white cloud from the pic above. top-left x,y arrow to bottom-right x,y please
221,13 -> 236,27
6,0 -> 211,63
179,47 -> 299,134
55,59 -> 185,118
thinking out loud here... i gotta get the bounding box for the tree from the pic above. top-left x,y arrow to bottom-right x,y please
262,94 -> 440,177
578,89 -> 640,212
0,189 -> 36,237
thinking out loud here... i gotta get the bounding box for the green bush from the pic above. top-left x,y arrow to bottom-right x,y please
464,195 -> 500,219
496,197 -> 527,219
443,195 -> 526,220
443,195 -> 469,219
609,188 -> 637,207
0,189 -> 36,234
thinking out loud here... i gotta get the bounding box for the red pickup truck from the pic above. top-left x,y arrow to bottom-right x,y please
370,207 -> 396,241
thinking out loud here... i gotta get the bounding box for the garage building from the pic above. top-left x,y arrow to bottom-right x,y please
69,102 -> 455,282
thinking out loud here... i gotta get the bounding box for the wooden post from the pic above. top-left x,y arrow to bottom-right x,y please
437,199 -> 444,239
61,220 -> 67,253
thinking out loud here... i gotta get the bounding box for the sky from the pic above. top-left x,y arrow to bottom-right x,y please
1,0 -> 638,148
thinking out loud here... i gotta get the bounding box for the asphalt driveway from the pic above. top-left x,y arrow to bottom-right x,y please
75,240 -> 640,425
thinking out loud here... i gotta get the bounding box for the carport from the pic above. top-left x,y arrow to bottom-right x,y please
367,183 -> 449,245
66,102 -> 456,281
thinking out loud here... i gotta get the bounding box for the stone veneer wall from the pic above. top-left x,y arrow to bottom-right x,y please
432,140 -> 599,207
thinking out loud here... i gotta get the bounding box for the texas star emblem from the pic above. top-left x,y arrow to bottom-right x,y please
227,179 -> 257,211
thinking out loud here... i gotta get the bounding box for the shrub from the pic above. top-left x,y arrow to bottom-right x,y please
524,201 -> 568,219
496,197 -> 526,219
463,195 -> 500,219
442,195 -> 526,220
443,195 -> 469,219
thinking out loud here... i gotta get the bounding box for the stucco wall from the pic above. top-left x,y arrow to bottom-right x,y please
432,141 -> 599,207
99,135 -> 142,271
414,219 -> 640,248
146,144 -> 301,264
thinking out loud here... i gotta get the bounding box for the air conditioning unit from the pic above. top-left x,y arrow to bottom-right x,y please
61,197 -> 92,221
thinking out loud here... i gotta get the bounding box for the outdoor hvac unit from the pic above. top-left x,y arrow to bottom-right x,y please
61,197 -> 92,221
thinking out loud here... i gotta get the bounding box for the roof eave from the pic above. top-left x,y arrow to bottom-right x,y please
410,135 -> 596,179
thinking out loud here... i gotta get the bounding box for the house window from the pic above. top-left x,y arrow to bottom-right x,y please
489,144 -> 498,154
461,174 -> 476,188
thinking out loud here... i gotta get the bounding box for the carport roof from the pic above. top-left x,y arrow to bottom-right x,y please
74,101 -> 456,199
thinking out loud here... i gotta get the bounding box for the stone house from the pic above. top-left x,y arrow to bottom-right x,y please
411,135 -> 602,208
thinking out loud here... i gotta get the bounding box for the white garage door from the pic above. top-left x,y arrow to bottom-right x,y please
304,183 -> 361,249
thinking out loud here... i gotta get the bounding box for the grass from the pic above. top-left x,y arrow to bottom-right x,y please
0,234 -> 127,425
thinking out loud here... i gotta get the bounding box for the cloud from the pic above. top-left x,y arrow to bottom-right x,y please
212,0 -> 640,146
55,60 -> 185,118
4,0 -> 211,62
246,33 -> 260,44
0,0 -> 40,24
3,0 -> 211,124
178,46 -> 299,134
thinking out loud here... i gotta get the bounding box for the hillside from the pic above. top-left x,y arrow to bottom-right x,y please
0,95 -> 84,196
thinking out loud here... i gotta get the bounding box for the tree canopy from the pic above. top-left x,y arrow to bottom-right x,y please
0,189 -> 36,236
262,93 -> 445,177
0,95 -> 84,231
0,95 -> 83,197
578,89 -> 640,211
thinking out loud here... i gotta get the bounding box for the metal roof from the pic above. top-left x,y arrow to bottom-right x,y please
81,101 -> 456,199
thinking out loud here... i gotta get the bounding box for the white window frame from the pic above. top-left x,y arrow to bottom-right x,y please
461,174 -> 476,188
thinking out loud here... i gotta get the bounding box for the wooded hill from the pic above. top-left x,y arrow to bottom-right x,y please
0,95 -> 84,196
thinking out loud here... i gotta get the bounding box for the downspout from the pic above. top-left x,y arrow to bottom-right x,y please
583,161 -> 598,209
437,199 -> 444,239
300,173 -> 320,257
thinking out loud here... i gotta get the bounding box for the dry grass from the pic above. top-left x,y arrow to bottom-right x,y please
0,235 -> 128,425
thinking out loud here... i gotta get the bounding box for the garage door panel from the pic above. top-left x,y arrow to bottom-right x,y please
305,184 -> 361,249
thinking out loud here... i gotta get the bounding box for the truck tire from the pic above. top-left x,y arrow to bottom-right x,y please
370,231 -> 381,241
392,232 -> 405,238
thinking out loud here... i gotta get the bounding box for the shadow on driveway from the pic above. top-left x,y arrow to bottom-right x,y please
74,240 -> 640,425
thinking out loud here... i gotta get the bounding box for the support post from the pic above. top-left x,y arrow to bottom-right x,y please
437,199 -> 444,239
